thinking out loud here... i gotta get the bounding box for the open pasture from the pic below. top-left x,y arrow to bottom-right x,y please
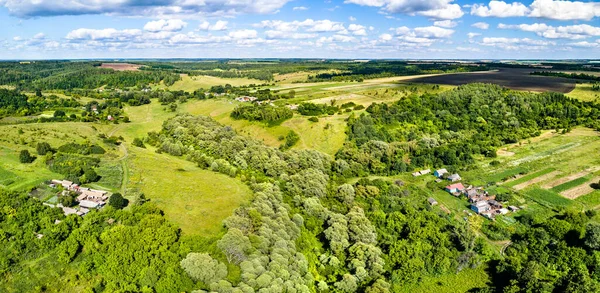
567,83 -> 600,102
402,68 -> 576,93
160,74 -> 264,92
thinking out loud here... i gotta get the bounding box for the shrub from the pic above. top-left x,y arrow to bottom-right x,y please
19,150 -> 35,163
108,193 -> 128,209
308,117 -> 319,122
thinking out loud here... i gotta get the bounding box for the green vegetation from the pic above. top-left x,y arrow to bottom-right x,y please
531,71 -> 600,82
230,104 -> 293,123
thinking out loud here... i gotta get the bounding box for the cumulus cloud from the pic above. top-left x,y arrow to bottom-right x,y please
468,32 -> 481,38
414,26 -> 455,38
0,0 -> 292,18
348,24 -> 368,36
228,29 -> 258,40
198,20 -> 228,31
471,22 -> 489,30
471,0 -> 600,20
144,19 -> 187,32
264,31 -> 317,39
256,19 -> 345,33
498,23 -> 600,39
434,20 -> 458,28
344,0 -> 464,19
471,1 -> 529,17
66,28 -> 142,41
293,6 -> 308,11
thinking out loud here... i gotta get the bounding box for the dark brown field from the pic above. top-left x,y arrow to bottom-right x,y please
402,68 -> 577,93
100,63 -> 141,71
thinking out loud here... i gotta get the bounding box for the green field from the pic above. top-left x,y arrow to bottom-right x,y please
396,266 -> 490,293
126,147 -> 252,236
567,83 -> 600,102
159,74 -> 264,92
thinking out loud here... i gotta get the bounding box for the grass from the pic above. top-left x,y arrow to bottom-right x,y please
395,265 -> 490,293
0,146 -> 63,191
524,188 -> 573,208
159,74 -> 264,92
550,176 -> 593,193
567,83 -> 600,102
126,147 -> 252,236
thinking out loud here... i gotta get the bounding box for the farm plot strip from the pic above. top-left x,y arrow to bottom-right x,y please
560,176 -> 600,199
503,168 -> 555,188
512,170 -> 562,191
543,167 -> 600,189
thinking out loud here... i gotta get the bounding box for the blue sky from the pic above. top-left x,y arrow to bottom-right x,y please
0,0 -> 599,59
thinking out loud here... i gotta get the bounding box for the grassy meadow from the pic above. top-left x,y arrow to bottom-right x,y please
567,83 -> 600,102
158,74 -> 264,92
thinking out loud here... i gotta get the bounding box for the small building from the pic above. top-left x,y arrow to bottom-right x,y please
62,207 -> 78,216
508,206 -> 519,212
447,174 -> 461,182
445,183 -> 466,194
79,200 -> 100,209
471,201 -> 491,214
428,197 -> 438,206
498,208 -> 509,215
434,169 -> 448,178
413,169 -> 432,177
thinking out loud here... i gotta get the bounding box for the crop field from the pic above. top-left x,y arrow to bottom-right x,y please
99,63 -> 141,71
465,128 -> 600,209
403,68 -> 577,93
159,74 -> 264,92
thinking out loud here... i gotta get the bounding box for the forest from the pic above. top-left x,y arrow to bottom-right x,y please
338,84 -> 600,175
531,71 -> 600,82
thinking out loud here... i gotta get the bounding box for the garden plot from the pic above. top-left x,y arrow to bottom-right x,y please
513,170 -> 562,191
560,177 -> 600,199
543,167 -> 600,189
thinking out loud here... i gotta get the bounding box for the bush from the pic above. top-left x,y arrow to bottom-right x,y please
132,138 -> 146,148
19,150 -> 35,163
36,142 -> 53,155
108,193 -> 128,209
308,117 -> 319,122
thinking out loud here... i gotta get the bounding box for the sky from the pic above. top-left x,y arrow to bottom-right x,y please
0,0 -> 599,60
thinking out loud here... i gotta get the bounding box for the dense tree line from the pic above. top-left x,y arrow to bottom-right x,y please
231,105 -> 293,123
0,89 -> 81,118
339,84 -> 600,175
0,61 -> 180,91
530,71 -> 600,82
0,189 -> 195,292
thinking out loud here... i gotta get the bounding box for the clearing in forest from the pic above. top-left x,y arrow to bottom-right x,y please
100,63 -> 141,71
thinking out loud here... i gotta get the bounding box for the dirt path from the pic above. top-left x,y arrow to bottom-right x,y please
513,171 -> 562,190
560,176 -> 600,199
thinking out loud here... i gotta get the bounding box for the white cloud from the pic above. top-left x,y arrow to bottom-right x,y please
256,19 -> 345,33
198,20 -> 229,31
66,28 -> 142,41
229,29 -> 258,40
434,20 -> 457,28
568,40 -> 600,48
471,1 -> 529,17
33,32 -> 45,39
293,6 -> 308,11
393,26 -> 411,36
348,24 -> 368,36
379,33 -> 393,41
349,16 -> 357,21
499,23 -> 600,39
144,19 -> 187,32
471,22 -> 489,30
468,32 -> 481,38
481,37 -> 553,46
528,0 -> 600,21
344,0 -> 464,19
0,0 -> 293,18
414,26 -> 455,38
264,31 -> 317,39
471,0 -> 600,20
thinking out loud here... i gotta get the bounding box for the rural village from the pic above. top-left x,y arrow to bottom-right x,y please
44,179 -> 111,217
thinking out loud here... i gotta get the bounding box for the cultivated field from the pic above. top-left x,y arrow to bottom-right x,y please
100,63 -> 141,71
465,128 -> 600,209
403,68 -> 577,93
567,83 -> 600,102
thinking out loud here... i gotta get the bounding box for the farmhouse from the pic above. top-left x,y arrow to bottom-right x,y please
412,169 -> 431,177
471,201 -> 491,214
447,174 -> 461,182
445,183 -> 466,195
51,179 -> 110,216
235,96 -> 258,102
434,169 -> 448,178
